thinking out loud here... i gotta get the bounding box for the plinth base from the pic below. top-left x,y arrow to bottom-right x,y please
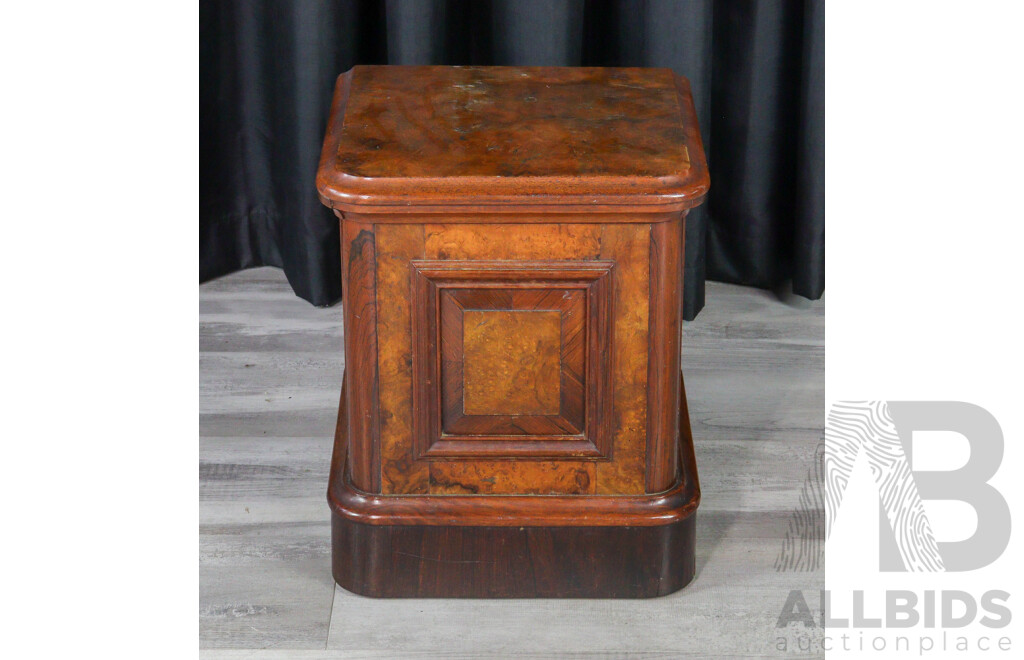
327,376 -> 700,598
331,513 -> 695,598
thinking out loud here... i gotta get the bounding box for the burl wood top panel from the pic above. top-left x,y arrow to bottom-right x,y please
316,66 -> 709,212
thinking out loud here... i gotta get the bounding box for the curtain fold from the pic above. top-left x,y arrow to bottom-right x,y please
200,0 -> 824,319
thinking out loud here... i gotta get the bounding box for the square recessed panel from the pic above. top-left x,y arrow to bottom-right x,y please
411,260 -> 614,460
463,310 -> 562,416
440,288 -> 584,436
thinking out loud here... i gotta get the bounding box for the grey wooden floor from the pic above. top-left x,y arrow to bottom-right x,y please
200,267 -> 825,659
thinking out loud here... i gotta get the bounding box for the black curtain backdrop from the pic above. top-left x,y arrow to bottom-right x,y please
200,0 -> 824,320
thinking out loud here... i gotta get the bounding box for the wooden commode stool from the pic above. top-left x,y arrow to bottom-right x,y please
316,65 -> 709,598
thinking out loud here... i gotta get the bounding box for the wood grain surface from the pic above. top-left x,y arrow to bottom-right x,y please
437,284 -> 591,436
441,287 -> 584,432
316,67 -> 710,212
428,461 -> 597,496
423,223 -> 602,260
462,310 -> 562,415
374,224 -> 428,494
646,215 -> 685,491
596,223 -> 650,494
339,221 -> 379,492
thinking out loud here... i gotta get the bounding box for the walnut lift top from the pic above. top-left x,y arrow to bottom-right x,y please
317,65 -> 708,213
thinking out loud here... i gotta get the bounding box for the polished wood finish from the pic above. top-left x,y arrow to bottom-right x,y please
332,517 -> 696,599
462,310 -> 562,415
427,460 -> 596,495
595,223 -> 650,494
647,216 -> 685,491
317,66 -> 708,213
374,223 -> 428,494
424,223 -> 602,258
339,221 -> 380,493
317,65 -> 709,597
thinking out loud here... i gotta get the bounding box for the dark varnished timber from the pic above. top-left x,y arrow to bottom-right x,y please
332,518 -> 696,599
317,65 -> 709,597
317,66 -> 708,213
339,221 -> 380,493
328,372 -> 700,598
646,214 -> 685,492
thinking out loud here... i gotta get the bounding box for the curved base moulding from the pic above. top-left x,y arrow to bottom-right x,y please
327,375 -> 700,598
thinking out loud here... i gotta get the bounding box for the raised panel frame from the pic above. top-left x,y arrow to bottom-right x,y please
410,260 -> 615,460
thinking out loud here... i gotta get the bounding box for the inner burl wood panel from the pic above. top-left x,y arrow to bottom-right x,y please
462,310 -> 562,416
